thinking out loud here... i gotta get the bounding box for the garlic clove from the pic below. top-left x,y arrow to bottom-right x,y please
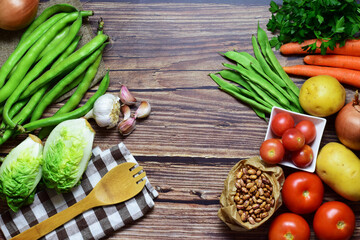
134,101 -> 151,119
120,85 -> 137,105
118,116 -> 136,136
121,104 -> 131,120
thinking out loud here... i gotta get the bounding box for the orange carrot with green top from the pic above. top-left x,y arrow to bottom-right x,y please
304,55 -> 360,71
283,65 -> 360,88
280,39 -> 360,56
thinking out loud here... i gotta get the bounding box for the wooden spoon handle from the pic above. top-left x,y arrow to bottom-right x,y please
11,197 -> 96,240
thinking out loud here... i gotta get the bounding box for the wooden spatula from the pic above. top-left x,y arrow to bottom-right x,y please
11,161 -> 146,240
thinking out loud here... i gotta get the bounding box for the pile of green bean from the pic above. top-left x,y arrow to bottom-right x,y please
0,4 -> 110,145
209,25 -> 302,121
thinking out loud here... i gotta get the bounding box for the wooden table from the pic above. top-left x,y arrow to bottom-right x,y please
0,0 -> 359,239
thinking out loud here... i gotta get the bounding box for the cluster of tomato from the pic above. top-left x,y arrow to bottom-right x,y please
268,171 -> 355,240
259,112 -> 316,167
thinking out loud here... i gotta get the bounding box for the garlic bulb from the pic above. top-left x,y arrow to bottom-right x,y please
120,85 -> 137,105
84,94 -> 121,129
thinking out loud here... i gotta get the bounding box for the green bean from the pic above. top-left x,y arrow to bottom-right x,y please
30,44 -> 105,122
2,13 -> 84,129
218,69 -> 252,91
210,73 -> 271,114
39,53 -> 103,138
223,51 -> 256,70
36,26 -> 71,62
52,35 -> 82,68
19,4 -> 77,44
22,71 -> 110,132
0,11 -> 90,105
251,35 -> 287,88
0,84 -> 49,145
257,26 -> 300,96
20,33 -> 109,100
54,73 -> 85,101
0,13 -> 67,89
223,63 -> 290,107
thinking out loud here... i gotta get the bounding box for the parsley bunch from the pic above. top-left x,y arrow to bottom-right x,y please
267,0 -> 360,54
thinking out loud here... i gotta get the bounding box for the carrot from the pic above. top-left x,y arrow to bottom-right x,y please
304,55 -> 360,71
283,65 -> 360,88
280,39 -> 360,56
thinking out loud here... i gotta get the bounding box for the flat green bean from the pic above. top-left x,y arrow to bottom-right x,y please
19,4 -> 77,44
210,73 -> 271,114
251,35 -> 286,88
223,63 -> 290,107
2,13 -> 84,128
20,33 -> 109,99
257,26 -> 300,96
23,71 -> 110,132
0,13 -> 67,89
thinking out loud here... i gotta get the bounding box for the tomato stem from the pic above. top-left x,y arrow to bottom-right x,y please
284,232 -> 294,240
337,220 -> 345,230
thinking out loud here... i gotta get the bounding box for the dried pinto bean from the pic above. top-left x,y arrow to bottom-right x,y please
233,165 -> 274,225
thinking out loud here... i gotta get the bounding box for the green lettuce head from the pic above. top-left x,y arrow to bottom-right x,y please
0,134 -> 43,212
42,118 -> 95,193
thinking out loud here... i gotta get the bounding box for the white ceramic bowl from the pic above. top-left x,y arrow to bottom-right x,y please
264,107 -> 327,172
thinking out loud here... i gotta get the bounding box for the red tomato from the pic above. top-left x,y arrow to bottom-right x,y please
295,120 -> 316,144
282,172 -> 324,214
268,213 -> 310,240
291,144 -> 314,168
271,112 -> 295,136
313,201 -> 355,240
282,128 -> 305,151
259,138 -> 285,164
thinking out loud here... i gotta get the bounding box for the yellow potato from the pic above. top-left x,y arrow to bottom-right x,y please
299,75 -> 345,117
316,142 -> 360,201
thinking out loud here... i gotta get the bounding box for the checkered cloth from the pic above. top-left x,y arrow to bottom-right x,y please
0,142 -> 158,240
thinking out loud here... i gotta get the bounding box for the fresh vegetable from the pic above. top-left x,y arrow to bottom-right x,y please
267,0 -> 360,53
22,71 -> 110,132
118,116 -> 137,136
313,201 -> 355,240
284,65 -> 360,89
0,0 -> 39,31
2,12 -> 85,129
259,138 -> 285,164
119,84 -> 137,105
210,26 -> 301,121
84,93 -> 121,128
0,134 -> 43,212
268,213 -> 310,240
304,54 -> 360,71
291,144 -> 313,168
280,39 -> 360,56
335,91 -> 360,150
282,172 -> 323,214
19,3 -> 77,44
298,75 -> 346,117
42,118 -> 95,193
281,128 -> 305,151
270,112 -> 294,137
134,101 -> 151,119
316,142 -> 360,201
295,120 -> 316,144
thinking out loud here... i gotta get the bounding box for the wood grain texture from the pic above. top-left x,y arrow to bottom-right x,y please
0,1 -> 359,239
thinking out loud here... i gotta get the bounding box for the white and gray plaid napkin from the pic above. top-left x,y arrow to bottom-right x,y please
0,142 -> 158,240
